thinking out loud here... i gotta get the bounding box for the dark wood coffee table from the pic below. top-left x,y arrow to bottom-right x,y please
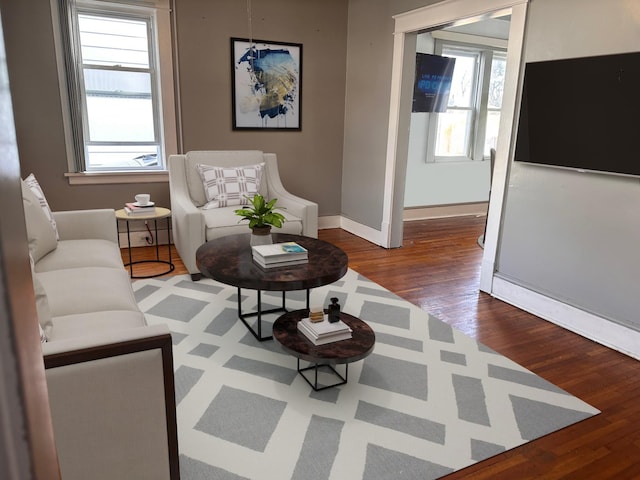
195,233 -> 348,341
273,310 -> 375,390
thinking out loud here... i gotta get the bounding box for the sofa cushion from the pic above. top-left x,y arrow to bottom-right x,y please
33,275 -> 52,340
35,239 -> 125,273
22,182 -> 58,263
47,310 -> 147,342
23,173 -> 59,239
37,267 -> 140,317
184,150 -> 267,206
197,162 -> 264,210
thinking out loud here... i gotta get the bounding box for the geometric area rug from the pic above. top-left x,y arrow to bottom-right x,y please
133,269 -> 599,480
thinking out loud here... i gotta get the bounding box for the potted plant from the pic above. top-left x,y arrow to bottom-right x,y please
235,194 -> 286,245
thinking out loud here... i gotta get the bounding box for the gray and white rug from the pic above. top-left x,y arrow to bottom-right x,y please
133,269 -> 599,480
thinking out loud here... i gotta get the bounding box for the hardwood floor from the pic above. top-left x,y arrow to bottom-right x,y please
123,216 -> 640,479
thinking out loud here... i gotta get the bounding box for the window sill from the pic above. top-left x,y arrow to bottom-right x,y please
65,170 -> 169,185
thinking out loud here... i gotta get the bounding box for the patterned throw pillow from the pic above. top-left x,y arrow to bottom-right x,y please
23,173 -> 59,240
196,163 -> 264,209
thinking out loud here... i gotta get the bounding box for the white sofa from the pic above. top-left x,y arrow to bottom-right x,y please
21,178 -> 179,480
169,150 -> 318,279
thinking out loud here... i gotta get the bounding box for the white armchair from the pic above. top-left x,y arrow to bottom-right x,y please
168,151 -> 318,280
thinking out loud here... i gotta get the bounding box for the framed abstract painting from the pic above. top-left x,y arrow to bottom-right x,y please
231,38 -> 302,130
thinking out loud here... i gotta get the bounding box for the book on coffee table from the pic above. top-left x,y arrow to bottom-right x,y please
252,242 -> 308,263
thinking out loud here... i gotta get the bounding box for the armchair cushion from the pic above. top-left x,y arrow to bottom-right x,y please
196,162 -> 264,209
22,181 -> 58,262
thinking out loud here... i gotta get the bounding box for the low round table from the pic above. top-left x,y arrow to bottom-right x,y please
115,207 -> 174,278
196,233 -> 348,341
273,310 -> 375,391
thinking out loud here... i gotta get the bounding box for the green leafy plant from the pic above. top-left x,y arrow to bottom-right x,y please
234,194 -> 286,229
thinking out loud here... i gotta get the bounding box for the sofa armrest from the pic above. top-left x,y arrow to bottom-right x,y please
264,154 -> 318,238
52,209 -> 118,243
43,324 -> 179,480
169,155 -> 206,274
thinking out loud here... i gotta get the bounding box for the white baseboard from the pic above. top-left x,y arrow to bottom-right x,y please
492,275 -> 640,360
318,215 -> 341,230
403,203 -> 488,221
338,217 -> 387,247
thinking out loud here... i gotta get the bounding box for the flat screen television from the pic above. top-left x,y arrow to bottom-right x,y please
514,51 -> 640,177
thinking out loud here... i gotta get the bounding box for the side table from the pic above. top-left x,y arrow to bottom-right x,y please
273,310 -> 375,391
115,207 -> 175,278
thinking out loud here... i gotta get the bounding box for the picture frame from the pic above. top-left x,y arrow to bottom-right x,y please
231,37 -> 302,131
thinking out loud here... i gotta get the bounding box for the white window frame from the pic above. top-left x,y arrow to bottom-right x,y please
426,38 -> 506,163
51,0 -> 177,184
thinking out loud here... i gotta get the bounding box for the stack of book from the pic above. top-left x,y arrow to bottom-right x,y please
124,202 -> 156,216
252,241 -> 308,268
297,316 -> 352,345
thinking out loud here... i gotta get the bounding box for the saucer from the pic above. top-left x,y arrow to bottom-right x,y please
133,201 -> 155,207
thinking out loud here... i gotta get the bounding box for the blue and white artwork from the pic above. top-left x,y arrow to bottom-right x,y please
232,38 -> 302,130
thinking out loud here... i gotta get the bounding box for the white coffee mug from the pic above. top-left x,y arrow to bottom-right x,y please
135,193 -> 151,205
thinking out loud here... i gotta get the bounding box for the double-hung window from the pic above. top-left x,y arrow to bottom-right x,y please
55,0 -> 176,176
427,41 -> 506,162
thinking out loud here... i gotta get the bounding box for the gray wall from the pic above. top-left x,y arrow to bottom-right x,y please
342,0 -> 441,229
1,0 -> 348,216
496,0 -> 640,330
175,0 -> 348,215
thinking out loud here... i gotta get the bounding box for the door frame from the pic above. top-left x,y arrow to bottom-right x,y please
383,0 -> 529,293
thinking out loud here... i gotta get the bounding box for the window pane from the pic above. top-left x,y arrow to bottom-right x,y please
484,110 -> 501,157
78,14 -> 149,68
435,110 -> 472,157
84,69 -> 155,142
488,54 -> 506,109
86,145 -> 159,169
444,52 -> 476,108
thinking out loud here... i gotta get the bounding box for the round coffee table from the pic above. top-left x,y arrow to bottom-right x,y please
273,310 -> 375,390
196,233 -> 348,341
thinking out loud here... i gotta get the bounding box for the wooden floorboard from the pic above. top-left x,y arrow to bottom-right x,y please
122,216 -> 640,479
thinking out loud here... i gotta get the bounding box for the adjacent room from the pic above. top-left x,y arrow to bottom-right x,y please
2,0 -> 639,479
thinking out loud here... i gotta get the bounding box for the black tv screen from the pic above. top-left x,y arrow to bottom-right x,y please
514,51 -> 640,177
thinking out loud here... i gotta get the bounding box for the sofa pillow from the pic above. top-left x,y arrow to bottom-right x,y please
22,182 -> 58,262
196,163 -> 264,209
23,173 -> 59,240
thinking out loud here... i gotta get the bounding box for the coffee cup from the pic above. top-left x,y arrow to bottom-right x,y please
135,194 -> 151,205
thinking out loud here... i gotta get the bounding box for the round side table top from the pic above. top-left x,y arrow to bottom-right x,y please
195,233 -> 348,292
273,310 -> 375,365
115,206 -> 171,221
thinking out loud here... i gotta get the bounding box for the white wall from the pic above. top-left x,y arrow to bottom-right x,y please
494,0 -> 640,355
404,24 -> 507,208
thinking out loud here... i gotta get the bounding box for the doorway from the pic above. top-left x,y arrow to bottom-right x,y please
382,0 -> 529,293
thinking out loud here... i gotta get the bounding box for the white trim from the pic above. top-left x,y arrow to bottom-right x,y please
385,0 -> 528,288
65,170 -> 168,184
492,276 -> 640,360
403,203 -> 487,221
479,2 -> 528,293
339,217 -> 387,247
393,0 -> 523,33
318,215 -> 341,230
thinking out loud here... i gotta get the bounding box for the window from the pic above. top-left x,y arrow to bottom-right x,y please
55,0 -> 176,174
428,41 -> 506,162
